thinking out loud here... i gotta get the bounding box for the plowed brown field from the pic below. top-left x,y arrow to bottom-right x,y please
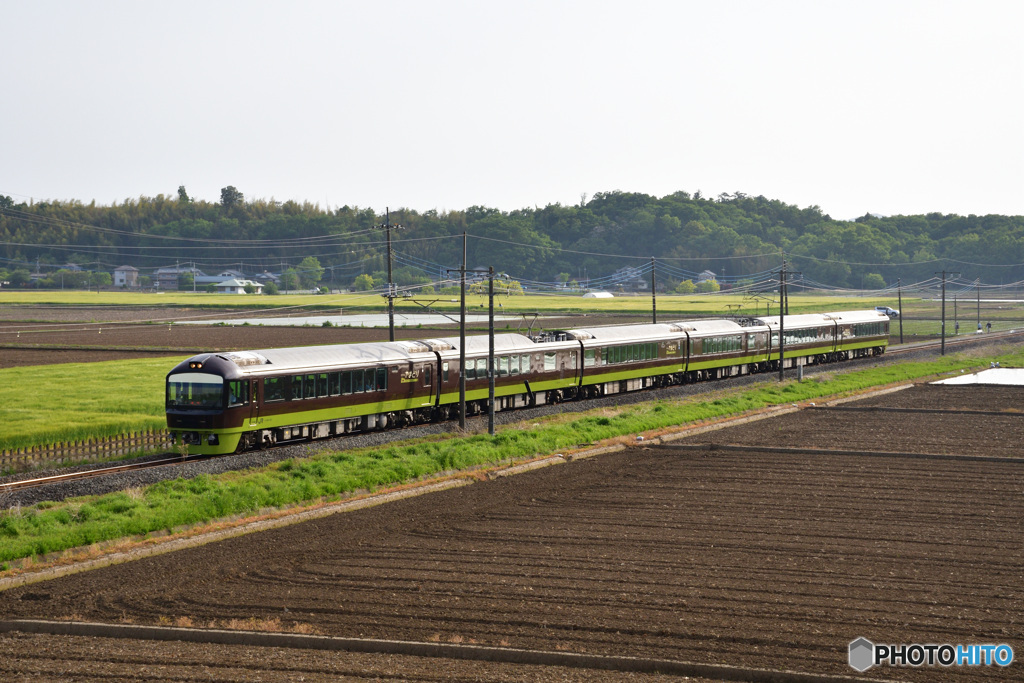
2,384 -> 1022,681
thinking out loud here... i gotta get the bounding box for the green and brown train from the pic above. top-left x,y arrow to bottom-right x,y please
166,309 -> 889,455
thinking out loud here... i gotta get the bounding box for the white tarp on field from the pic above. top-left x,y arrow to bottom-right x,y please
932,367 -> 1024,385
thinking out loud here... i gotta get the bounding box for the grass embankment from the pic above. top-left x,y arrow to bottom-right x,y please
2,346 -> 1020,570
0,358 -> 180,452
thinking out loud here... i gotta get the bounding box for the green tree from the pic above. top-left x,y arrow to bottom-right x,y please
352,273 -> 375,291
696,279 -> 720,293
243,283 -> 257,294
862,273 -> 886,290
675,279 -> 696,294
263,281 -> 280,295
220,186 -> 243,208
280,269 -> 299,291
90,272 -> 112,288
177,185 -> 191,203
297,256 -> 324,289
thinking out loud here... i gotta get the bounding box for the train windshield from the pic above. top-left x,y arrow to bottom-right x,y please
167,372 -> 224,409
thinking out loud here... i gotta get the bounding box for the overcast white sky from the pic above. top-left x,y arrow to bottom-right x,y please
2,0 -> 1022,220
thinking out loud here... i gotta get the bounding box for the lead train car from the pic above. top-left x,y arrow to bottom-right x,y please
166,309 -> 888,455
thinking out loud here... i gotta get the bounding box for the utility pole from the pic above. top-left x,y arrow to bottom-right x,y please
488,266 -> 495,436
936,269 -> 959,355
897,277 -> 904,344
779,262 -> 786,382
375,208 -> 403,342
651,257 -> 657,324
444,233 -> 469,428
776,256 -> 800,381
977,279 -> 981,332
459,233 -> 466,428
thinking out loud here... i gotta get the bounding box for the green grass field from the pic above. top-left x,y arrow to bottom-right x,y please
0,357 -> 182,452
1,289 -> 907,318
1,345 -> 1020,569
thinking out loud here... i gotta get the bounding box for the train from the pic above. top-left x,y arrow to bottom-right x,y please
166,309 -> 889,456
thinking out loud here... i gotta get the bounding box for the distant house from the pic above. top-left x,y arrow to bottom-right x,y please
252,270 -> 281,285
582,291 -> 614,298
697,269 -> 717,282
113,265 -> 139,288
612,266 -> 648,291
216,278 -> 263,294
195,269 -> 247,287
154,266 -> 206,290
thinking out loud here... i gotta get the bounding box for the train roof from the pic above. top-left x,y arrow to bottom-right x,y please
755,309 -> 888,329
216,341 -> 436,374
666,319 -> 751,335
560,322 -> 695,343
430,333 -> 550,356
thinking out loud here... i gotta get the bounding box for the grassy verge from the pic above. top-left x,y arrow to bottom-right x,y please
2,344 -> 1021,570
0,357 -> 181,452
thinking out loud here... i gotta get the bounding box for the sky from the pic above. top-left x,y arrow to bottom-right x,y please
2,0 -> 1023,220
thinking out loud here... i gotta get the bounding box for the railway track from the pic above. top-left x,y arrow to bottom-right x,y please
0,454 -> 216,494
4,329 -> 1020,499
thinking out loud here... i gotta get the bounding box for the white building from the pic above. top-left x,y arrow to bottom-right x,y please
215,278 -> 263,294
113,265 -> 139,288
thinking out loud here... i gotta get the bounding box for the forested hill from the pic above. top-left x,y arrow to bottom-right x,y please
2,189 -> 1022,289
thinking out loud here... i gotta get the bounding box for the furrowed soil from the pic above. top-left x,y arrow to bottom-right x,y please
2,384 -> 1021,681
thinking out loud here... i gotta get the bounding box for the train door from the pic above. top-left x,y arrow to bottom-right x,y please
248,379 -> 260,427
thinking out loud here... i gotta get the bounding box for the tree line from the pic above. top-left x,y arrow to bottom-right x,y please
2,187 -> 1024,290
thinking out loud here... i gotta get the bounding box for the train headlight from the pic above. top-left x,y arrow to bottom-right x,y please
207,433 -> 219,445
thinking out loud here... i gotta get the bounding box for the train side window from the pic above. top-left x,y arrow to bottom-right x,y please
584,349 -> 595,367
352,369 -> 364,393
498,356 -> 509,376
509,356 -> 520,376
476,357 -> 488,378
303,374 -> 316,398
265,377 -> 284,402
443,362 -> 450,382
364,368 -> 376,392
340,371 -> 351,395
521,354 -> 531,372
377,367 -> 387,390
423,365 -> 431,386
570,351 -> 577,369
317,373 -> 328,398
328,372 -> 341,396
287,375 -> 301,400
465,360 -> 476,380
227,380 -> 248,406
544,352 -> 556,371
